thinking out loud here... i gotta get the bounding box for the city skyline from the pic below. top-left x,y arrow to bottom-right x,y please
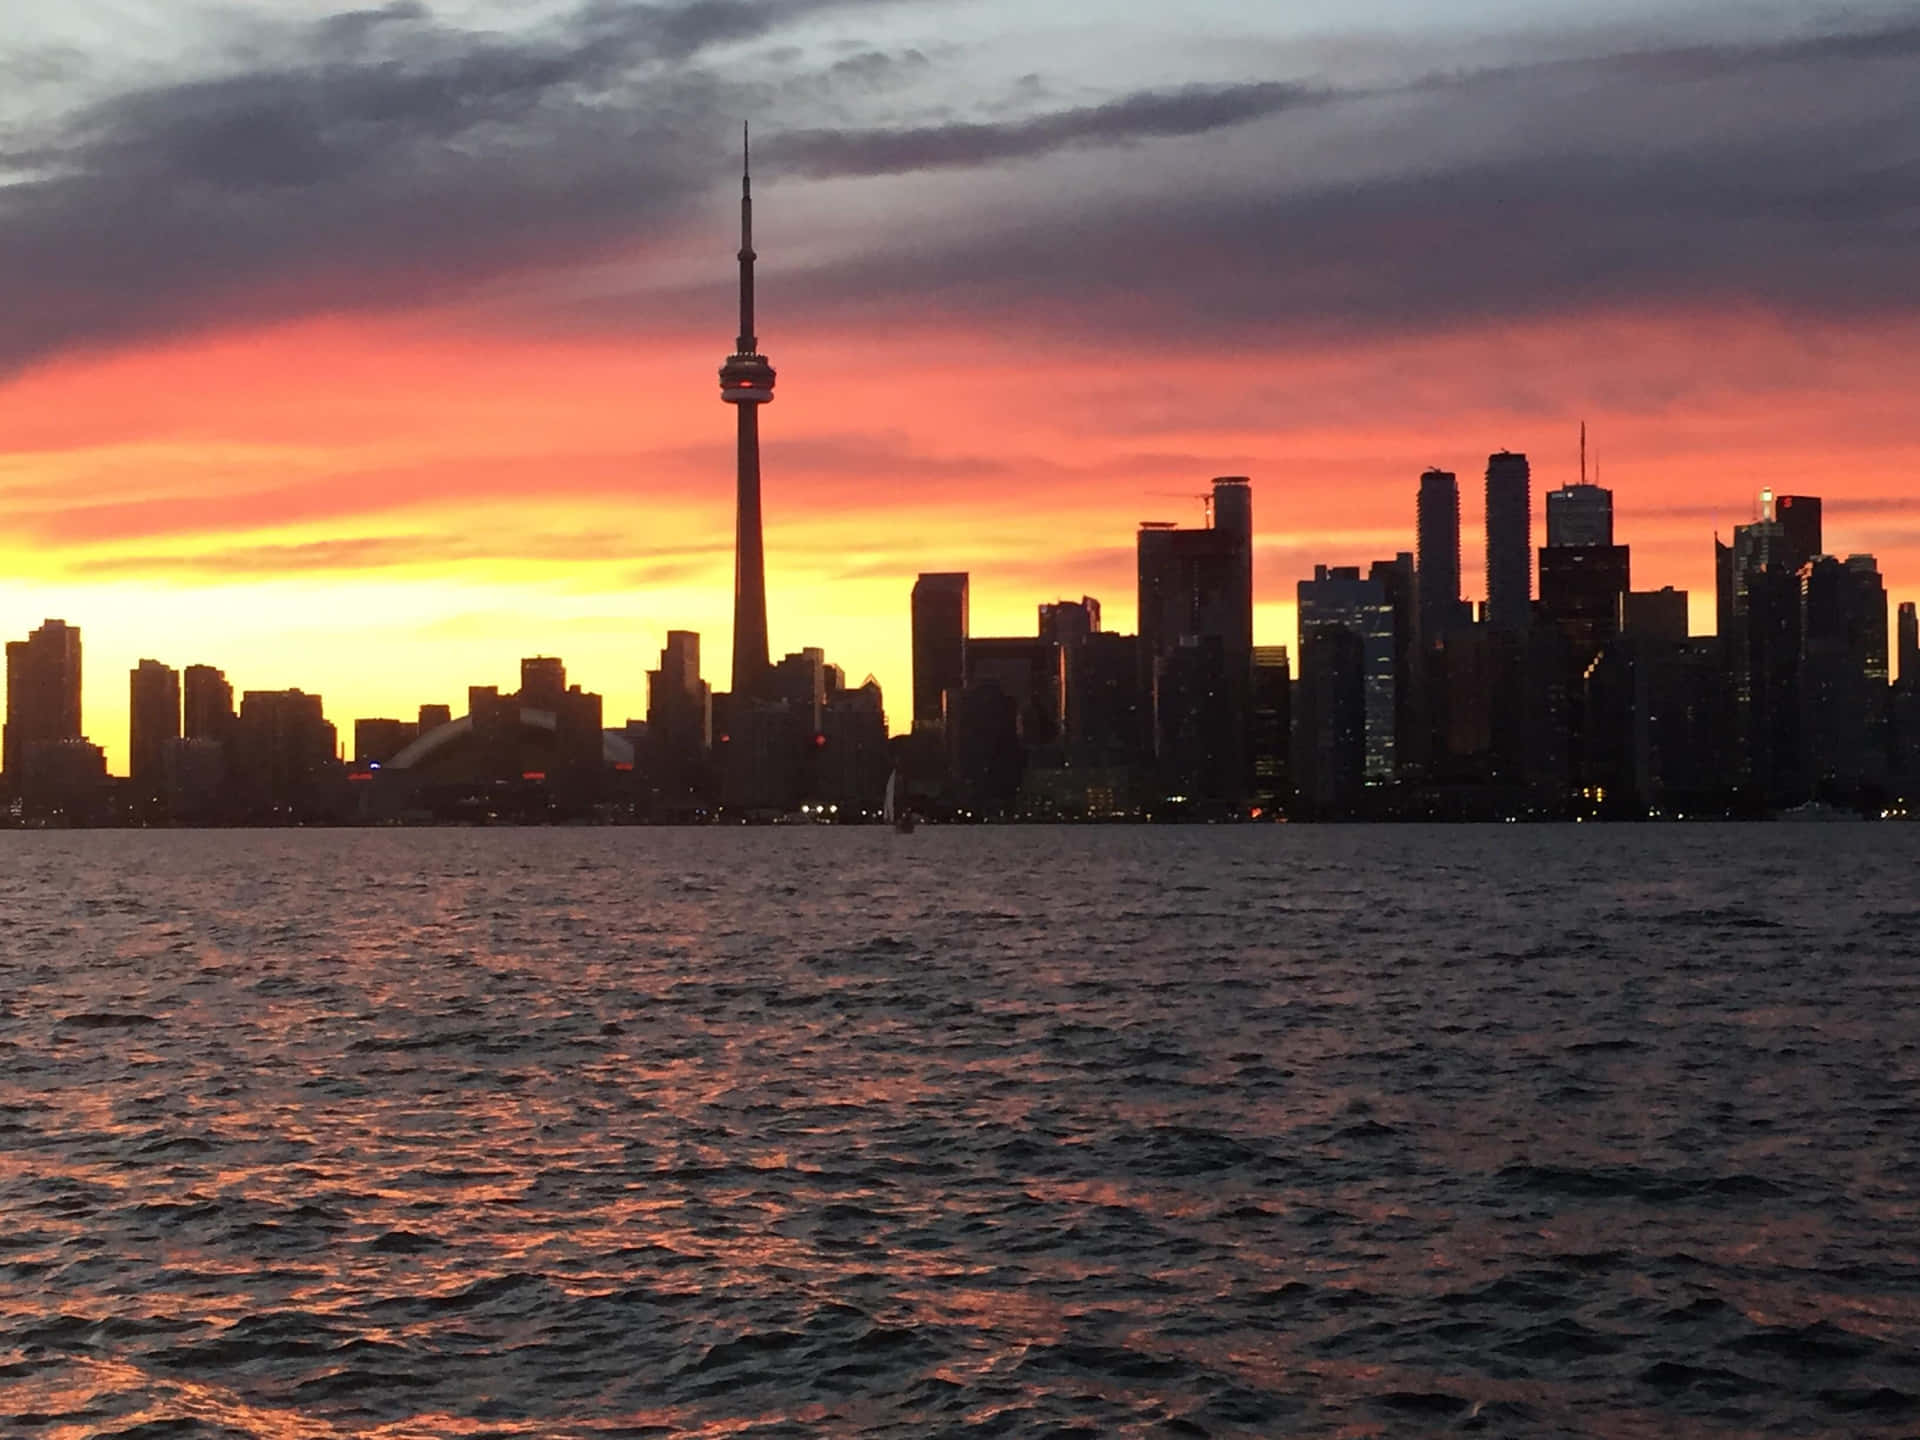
2,2 -> 1918,772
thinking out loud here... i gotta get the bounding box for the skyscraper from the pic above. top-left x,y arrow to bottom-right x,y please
5,619 -> 82,783
1484,451 -> 1532,632
1802,555 -> 1888,793
1538,544 -> 1631,659
1775,494 -> 1823,573
129,659 -> 181,805
719,128 -> 776,701
1368,553 -> 1419,770
1546,483 -> 1613,547
1039,597 -> 1101,647
1625,587 -> 1690,645
1416,469 -> 1463,643
1137,478 -> 1255,804
184,664 -> 235,743
1899,601 -> 1918,685
1298,565 -> 1398,782
649,631 -> 711,745
231,689 -> 338,819
911,572 -> 969,732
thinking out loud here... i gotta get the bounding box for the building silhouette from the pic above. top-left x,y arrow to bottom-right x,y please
129,659 -> 181,817
1546,480 -> 1613,547
1294,626 -> 1366,817
1539,544 -> 1631,659
232,689 -> 339,820
1899,601 -> 1918,685
911,572 -> 969,733
1368,553 -> 1419,774
1298,565 -> 1397,783
1625,587 -> 1689,645
1802,554 -> 1889,796
183,665 -> 235,744
1137,478 -> 1253,807
1416,469 -> 1465,643
1775,495 -> 1823,573
1250,645 -> 1292,815
1039,597 -> 1101,649
647,630 -> 711,810
354,717 -> 418,766
1484,451 -> 1532,633
5,619 -> 83,786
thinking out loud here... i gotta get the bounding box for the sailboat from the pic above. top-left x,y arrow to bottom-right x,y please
883,770 -> 916,833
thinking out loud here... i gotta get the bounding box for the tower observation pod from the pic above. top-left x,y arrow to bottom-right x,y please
722,125 -> 776,700
720,127 -> 777,408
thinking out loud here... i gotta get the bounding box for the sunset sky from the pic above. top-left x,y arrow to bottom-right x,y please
3,0 -> 1917,770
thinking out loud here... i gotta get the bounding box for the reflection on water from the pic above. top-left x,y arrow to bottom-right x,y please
2,825 -> 1919,1437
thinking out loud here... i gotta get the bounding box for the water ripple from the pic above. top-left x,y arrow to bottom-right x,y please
1,824 -> 1918,1436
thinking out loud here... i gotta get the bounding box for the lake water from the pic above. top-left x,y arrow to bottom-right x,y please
2,825 -> 1918,1437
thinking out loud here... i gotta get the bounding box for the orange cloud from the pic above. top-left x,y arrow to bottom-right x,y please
1,301 -> 1916,775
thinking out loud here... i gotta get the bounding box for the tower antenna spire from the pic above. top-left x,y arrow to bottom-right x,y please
737,122 -> 756,353
1580,420 -> 1587,487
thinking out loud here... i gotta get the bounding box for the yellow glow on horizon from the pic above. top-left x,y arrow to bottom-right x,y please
1,306 -> 1917,774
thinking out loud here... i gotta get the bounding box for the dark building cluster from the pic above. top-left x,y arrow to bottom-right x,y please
0,630 -> 890,826
901,461 -> 1917,821
1291,464 -> 1917,818
900,477 -> 1264,819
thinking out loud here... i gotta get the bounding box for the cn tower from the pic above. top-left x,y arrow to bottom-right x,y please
720,125 -> 776,701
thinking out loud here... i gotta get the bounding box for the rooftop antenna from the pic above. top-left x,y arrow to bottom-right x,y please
1580,421 -> 1587,487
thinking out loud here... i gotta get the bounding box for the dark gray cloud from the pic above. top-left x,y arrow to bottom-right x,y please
0,0 -> 886,372
762,80 -> 1324,175
766,14 -> 1920,343
0,3 -> 1916,379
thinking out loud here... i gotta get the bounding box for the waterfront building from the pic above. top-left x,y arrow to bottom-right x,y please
1484,451 -> 1532,633
5,619 -> 82,785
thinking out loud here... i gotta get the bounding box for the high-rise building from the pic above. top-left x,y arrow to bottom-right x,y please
1539,545 -> 1631,658
1416,469 -> 1464,643
1137,477 -> 1254,804
183,664 -> 235,744
1802,555 -> 1888,794
1250,646 -> 1291,814
1293,626 -> 1366,817
1545,482 -> 1613,547
1039,597 -> 1101,647
1718,490 -> 1824,637
418,703 -> 453,733
1484,451 -> 1532,632
648,632 -> 711,747
1744,566 -> 1805,805
1298,565 -> 1398,782
719,129 -> 777,701
5,619 -> 83,783
911,572 -> 969,732
1368,553 -> 1419,772
129,659 -> 181,805
1625,588 -> 1690,645
1899,601 -> 1919,685
1070,631 -> 1143,771
1776,494 -> 1823,573
231,689 -> 339,819
647,630 -> 712,810
520,656 -> 568,709
353,718 -> 418,767
771,647 -> 828,733
965,637 -> 1067,749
